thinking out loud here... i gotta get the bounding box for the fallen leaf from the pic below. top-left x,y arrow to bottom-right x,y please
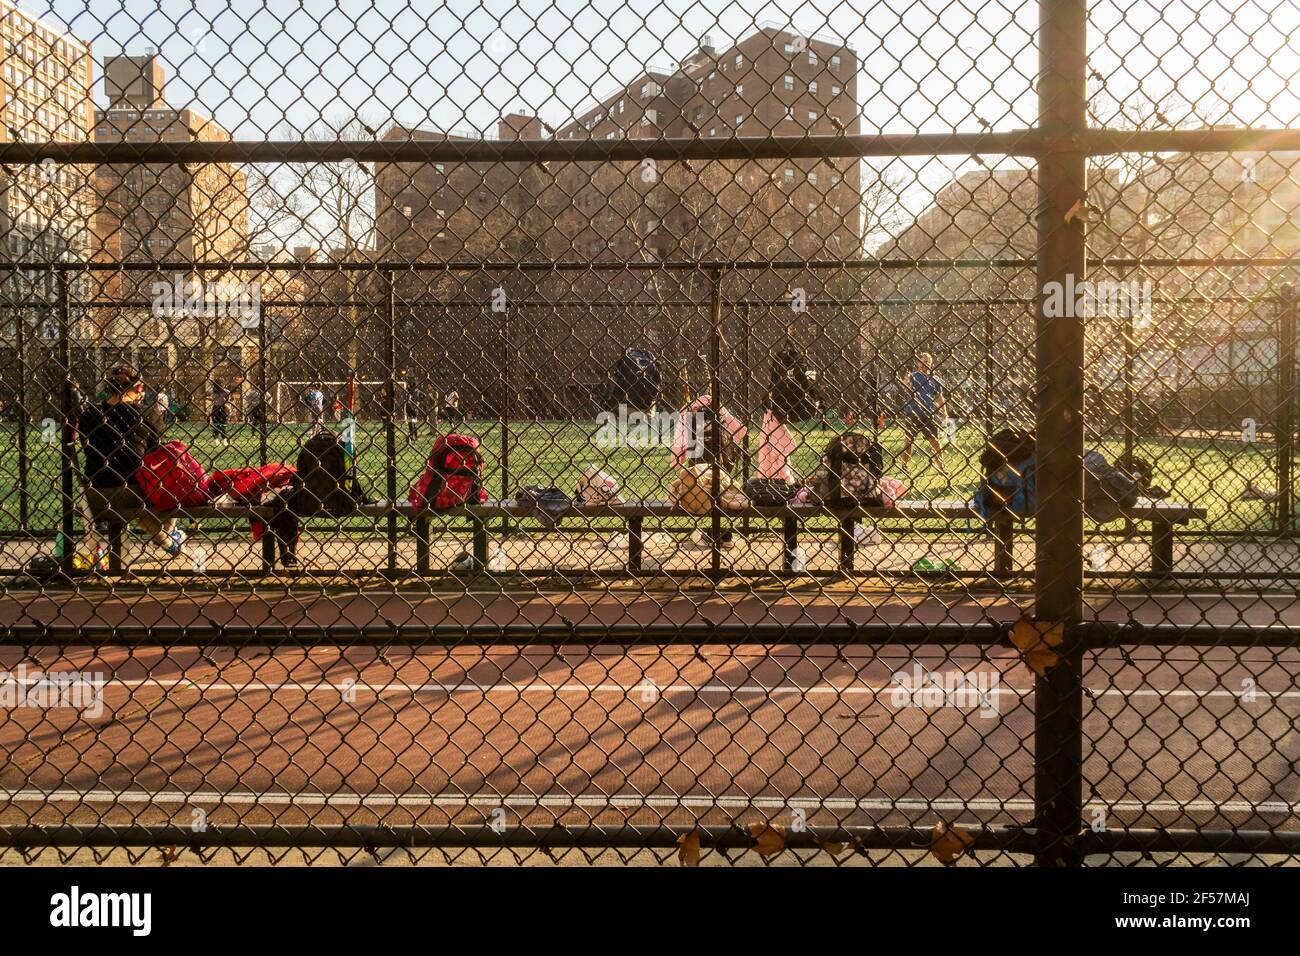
821,841 -> 847,858
677,829 -> 701,867
748,822 -> 786,857
930,822 -> 975,866
1011,618 -> 1066,675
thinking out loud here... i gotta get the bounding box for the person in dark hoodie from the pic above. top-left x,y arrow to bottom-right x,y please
79,365 -> 188,558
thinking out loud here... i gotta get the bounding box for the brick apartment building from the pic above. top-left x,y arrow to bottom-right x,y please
372,25 -> 865,415
92,53 -> 253,415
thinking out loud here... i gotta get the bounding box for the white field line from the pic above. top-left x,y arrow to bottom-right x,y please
47,677 -> 1300,701
1,788 -> 1297,817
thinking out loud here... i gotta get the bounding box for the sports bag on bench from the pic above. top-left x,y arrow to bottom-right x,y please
137,440 -> 209,510
208,463 -> 297,503
974,428 -> 1036,520
410,433 -> 488,511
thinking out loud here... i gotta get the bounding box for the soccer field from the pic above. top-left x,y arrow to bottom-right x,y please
0,418 -> 1281,535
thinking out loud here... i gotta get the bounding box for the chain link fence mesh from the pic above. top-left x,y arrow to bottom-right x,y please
0,0 -> 1295,866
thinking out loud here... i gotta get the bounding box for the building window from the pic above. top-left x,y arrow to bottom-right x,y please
808,50 -> 818,65
809,172 -> 818,185
644,109 -> 658,124
734,54 -> 743,69
783,168 -> 794,183
809,81 -> 818,94
640,80 -> 661,98
735,84 -> 743,96
708,127 -> 716,136
618,99 -> 625,113
784,75 -> 794,91
785,107 -> 794,121
735,114 -> 744,127
831,55 -> 842,70
808,110 -> 818,122
831,85 -> 841,96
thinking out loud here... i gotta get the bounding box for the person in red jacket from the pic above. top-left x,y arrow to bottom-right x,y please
79,366 -> 188,558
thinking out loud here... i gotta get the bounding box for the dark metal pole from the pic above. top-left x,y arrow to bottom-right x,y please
383,274 -> 398,572
741,302 -> 751,538
500,289 -> 511,533
1123,307 -> 1137,537
1033,0 -> 1088,867
709,269 -> 723,581
15,296 -> 28,533
983,302 -> 995,439
1277,283 -> 1296,533
257,302 -> 269,465
56,272 -> 76,571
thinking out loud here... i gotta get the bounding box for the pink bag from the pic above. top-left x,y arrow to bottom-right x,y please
879,476 -> 907,507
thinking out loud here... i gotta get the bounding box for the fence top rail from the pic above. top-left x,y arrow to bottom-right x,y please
1,126 -> 1298,166
1,258 -> 1297,272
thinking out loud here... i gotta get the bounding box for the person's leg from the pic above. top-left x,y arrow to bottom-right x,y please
899,429 -> 916,468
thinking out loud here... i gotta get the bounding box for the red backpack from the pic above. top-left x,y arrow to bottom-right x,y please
137,440 -> 210,509
207,463 -> 297,502
409,434 -> 487,510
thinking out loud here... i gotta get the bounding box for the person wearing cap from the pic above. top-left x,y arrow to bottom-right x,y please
79,365 -> 188,559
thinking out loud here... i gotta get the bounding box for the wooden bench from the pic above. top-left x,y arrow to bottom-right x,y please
98,496 -> 1206,578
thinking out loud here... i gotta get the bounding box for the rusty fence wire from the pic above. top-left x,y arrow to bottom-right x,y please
0,0 -> 1296,865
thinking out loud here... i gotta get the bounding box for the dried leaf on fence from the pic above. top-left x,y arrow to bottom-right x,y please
677,829 -> 701,867
1011,618 -> 1066,675
748,822 -> 787,857
929,822 -> 975,866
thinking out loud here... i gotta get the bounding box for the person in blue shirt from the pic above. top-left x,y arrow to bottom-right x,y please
898,352 -> 948,473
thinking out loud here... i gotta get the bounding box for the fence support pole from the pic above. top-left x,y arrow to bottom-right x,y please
500,291 -> 511,534
15,300 -> 29,533
709,268 -> 723,582
257,303 -> 269,465
983,302 -> 994,439
383,273 -> 398,573
1278,283 -> 1296,534
57,273 -> 76,572
741,302 -> 751,538
1034,0 -> 1087,867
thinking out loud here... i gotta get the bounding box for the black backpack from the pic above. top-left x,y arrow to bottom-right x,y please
769,346 -> 821,423
609,347 -> 661,409
292,431 -> 365,515
1084,448 -> 1141,523
817,432 -> 884,505
975,428 -> 1036,519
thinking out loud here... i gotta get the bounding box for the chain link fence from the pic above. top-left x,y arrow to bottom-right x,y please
0,0 -> 1296,865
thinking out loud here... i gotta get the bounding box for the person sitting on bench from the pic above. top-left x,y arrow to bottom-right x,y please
79,365 -> 188,559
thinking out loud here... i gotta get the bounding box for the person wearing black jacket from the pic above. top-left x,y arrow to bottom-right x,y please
79,365 -> 187,558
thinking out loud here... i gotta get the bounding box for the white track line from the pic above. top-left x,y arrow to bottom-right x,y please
58,678 -> 1300,701
1,788 -> 1296,816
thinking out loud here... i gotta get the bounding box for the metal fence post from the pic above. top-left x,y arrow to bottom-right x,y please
383,271 -> 398,572
500,285 -> 511,533
709,268 -> 723,581
15,299 -> 29,533
257,301 -> 269,465
983,302 -> 995,438
1034,0 -> 1088,867
1277,283 -> 1296,533
57,271 -> 76,572
741,301 -> 751,538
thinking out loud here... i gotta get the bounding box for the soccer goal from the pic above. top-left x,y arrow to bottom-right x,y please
273,380 -> 408,422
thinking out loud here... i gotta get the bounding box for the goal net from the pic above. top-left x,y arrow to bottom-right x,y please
273,380 -> 409,423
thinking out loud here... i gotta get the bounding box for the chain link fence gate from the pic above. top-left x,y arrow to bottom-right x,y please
0,0 -> 1295,865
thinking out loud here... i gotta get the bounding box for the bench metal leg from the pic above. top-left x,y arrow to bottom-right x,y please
1151,518 -> 1174,577
107,521 -> 124,574
838,517 -> 856,572
415,514 -> 430,573
261,527 -> 275,571
472,516 -> 488,570
992,514 -> 1014,578
782,515 -> 799,572
628,515 -> 643,573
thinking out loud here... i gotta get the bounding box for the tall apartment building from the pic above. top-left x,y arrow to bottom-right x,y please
0,0 -> 96,336
92,53 -> 252,412
372,26 -> 862,412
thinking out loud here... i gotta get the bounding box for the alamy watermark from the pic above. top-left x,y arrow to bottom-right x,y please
151,275 -> 261,327
888,663 -> 1001,718
1043,274 -> 1152,319
0,663 -> 104,717
595,404 -> 705,458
